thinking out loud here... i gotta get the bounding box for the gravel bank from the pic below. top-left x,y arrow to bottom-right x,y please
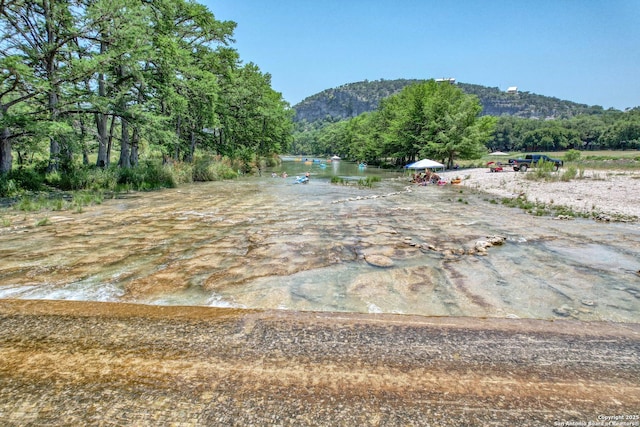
440,167 -> 640,220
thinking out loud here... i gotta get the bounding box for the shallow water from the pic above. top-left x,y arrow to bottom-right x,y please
1,161 -> 639,322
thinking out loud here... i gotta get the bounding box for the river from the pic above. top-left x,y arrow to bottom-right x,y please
1,160 -> 638,322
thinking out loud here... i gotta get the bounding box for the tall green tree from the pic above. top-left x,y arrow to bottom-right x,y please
1,0 -> 80,172
381,80 -> 495,168
216,63 -> 292,160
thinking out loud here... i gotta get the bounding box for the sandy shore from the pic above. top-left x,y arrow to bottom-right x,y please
440,167 -> 640,220
1,300 -> 639,426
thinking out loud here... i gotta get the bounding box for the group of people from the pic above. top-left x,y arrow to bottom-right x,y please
410,170 -> 441,186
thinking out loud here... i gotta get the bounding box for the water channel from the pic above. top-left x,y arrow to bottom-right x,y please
1,159 -> 639,322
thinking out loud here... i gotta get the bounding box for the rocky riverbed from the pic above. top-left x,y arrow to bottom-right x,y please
1,299 -> 639,426
1,167 -> 639,425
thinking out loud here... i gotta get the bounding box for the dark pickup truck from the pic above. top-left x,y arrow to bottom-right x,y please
508,154 -> 563,172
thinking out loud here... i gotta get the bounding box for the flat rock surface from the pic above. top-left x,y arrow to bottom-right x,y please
1,300 -> 638,426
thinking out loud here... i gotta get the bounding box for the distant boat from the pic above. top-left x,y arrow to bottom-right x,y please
330,155 -> 341,161
358,163 -> 367,169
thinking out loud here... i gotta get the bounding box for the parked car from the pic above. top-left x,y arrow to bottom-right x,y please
508,154 -> 563,172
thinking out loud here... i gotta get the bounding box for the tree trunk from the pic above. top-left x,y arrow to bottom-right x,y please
79,115 -> 90,165
47,89 -> 61,172
45,1 -> 61,173
119,118 -> 131,168
131,126 -> 139,167
174,116 -> 181,160
188,129 -> 196,162
95,44 -> 108,167
107,116 -> 115,166
0,127 -> 12,174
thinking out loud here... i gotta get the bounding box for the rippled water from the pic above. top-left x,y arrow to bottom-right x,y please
1,160 -> 639,322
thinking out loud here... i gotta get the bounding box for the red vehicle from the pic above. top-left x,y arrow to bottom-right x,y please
487,161 -> 504,172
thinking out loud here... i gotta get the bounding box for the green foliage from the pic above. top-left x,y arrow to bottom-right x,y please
1,0 -> 291,184
35,217 -> 51,227
382,81 -> 494,167
6,168 -> 44,192
0,176 -> 19,198
329,175 -> 380,188
525,159 -> 559,181
117,163 -> 178,190
10,191 -> 104,214
561,165 -> 578,181
501,194 -> 592,219
45,166 -> 118,192
15,197 -> 39,212
564,149 -> 582,162
357,176 -> 381,188
302,80 -> 495,167
193,157 -> 238,181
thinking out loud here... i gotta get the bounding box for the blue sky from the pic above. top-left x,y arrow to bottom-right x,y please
205,0 -> 639,110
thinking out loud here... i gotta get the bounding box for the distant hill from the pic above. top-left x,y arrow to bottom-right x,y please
293,79 -> 606,125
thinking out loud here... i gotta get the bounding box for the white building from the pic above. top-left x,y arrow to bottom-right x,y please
435,78 -> 456,84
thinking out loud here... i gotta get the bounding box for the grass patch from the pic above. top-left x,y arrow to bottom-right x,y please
331,176 -> 347,185
357,176 -> 381,188
498,193 -> 629,220
35,217 -> 51,227
331,176 -> 381,188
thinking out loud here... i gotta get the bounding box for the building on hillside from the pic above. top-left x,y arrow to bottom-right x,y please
506,86 -> 518,94
435,78 -> 456,84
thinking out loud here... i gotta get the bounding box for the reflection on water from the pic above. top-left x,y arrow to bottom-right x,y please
1,161 -> 639,322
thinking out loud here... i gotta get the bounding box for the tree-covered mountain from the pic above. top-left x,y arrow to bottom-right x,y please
293,79 -> 607,126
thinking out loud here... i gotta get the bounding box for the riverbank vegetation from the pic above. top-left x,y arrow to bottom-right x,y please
1,0 -> 293,197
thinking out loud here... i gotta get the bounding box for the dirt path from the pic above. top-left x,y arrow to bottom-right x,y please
1,300 -> 638,426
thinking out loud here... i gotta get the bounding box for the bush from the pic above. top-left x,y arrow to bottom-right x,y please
192,157 -> 238,181
7,168 -> 44,192
168,162 -> 193,185
209,161 -> 238,180
564,149 -> 582,162
117,162 -> 178,190
525,159 -> 557,181
193,158 -> 216,181
357,176 -> 381,188
331,176 -> 347,185
0,176 -> 19,198
1,155 -> 241,200
262,154 -> 281,168
561,165 -> 578,181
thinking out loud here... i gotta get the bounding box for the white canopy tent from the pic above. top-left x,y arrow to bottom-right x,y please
405,159 -> 445,171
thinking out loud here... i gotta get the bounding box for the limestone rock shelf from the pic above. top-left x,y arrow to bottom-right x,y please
1,300 -> 638,426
